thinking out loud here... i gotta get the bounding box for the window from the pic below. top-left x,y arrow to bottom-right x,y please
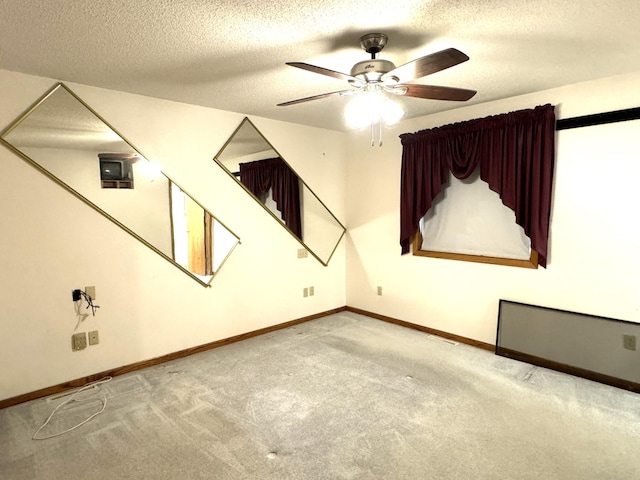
413,169 -> 538,268
400,104 -> 556,268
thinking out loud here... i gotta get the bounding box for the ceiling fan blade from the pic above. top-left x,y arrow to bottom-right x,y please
277,90 -> 355,107
382,48 -> 470,83
286,62 -> 363,84
395,84 -> 477,101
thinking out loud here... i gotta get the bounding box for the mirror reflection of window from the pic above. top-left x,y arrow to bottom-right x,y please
238,157 -> 302,239
234,166 -> 287,224
214,118 -> 346,265
262,189 -> 284,223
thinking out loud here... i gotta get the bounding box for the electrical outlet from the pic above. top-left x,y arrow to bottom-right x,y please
623,334 -> 636,351
85,286 -> 96,300
88,330 -> 99,346
303,287 -> 309,297
309,286 -> 314,296
72,289 -> 82,301
72,332 -> 87,351
377,286 -> 383,296
297,249 -> 308,259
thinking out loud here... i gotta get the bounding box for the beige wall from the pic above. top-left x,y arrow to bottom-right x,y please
0,69 -> 347,401
345,72 -> 640,344
2,67 -> 640,402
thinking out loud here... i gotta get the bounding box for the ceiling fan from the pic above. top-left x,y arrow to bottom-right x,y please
277,33 -> 477,108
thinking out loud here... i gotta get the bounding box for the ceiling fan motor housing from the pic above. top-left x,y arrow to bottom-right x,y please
359,33 -> 388,55
350,59 -> 397,83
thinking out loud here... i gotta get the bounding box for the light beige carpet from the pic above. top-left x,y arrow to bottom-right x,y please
1,311 -> 639,479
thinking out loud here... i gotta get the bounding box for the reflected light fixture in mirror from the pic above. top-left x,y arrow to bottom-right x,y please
0,83 -> 240,287
213,118 -> 346,266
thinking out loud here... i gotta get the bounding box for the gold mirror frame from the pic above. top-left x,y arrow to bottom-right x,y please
0,83 -> 240,287
213,118 -> 345,266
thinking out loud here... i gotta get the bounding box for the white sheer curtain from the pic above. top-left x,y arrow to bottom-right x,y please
420,168 -> 531,260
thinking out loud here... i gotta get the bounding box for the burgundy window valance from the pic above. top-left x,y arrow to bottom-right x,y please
239,157 -> 302,240
399,104 -> 556,267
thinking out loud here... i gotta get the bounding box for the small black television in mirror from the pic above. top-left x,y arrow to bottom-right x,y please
100,159 -> 124,180
98,153 -> 135,188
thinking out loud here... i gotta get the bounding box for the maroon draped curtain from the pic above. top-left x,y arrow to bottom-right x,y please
399,104 -> 556,267
239,157 -> 302,239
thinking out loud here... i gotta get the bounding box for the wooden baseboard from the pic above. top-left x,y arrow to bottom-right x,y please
345,306 -> 495,351
4,303 -> 636,411
1,305 -> 496,410
0,306 -> 347,410
497,347 -> 640,393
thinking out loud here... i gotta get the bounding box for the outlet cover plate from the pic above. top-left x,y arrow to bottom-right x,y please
85,286 -> 96,300
88,330 -> 99,346
72,332 -> 87,351
623,334 -> 636,351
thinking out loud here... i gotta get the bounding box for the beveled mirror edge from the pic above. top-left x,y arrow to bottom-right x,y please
0,82 -> 241,287
212,117 -> 346,266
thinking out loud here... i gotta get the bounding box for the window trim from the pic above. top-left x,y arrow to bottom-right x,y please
412,230 -> 539,269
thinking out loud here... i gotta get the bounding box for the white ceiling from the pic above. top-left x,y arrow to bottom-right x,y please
1,1 -> 639,132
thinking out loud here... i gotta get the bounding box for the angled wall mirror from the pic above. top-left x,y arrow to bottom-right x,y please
0,83 -> 240,287
213,118 -> 345,265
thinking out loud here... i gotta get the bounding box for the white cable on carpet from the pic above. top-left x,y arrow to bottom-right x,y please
32,376 -> 112,440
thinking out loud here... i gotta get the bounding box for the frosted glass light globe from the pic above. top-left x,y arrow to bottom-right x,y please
344,91 -> 404,129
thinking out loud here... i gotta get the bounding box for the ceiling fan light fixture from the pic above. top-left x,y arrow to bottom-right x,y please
279,32 -> 475,143
344,90 -> 404,130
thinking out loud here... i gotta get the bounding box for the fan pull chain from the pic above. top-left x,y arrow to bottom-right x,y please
370,120 -> 375,146
369,119 -> 384,147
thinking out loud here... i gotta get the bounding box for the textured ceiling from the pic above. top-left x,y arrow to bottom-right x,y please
1,1 -> 639,132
